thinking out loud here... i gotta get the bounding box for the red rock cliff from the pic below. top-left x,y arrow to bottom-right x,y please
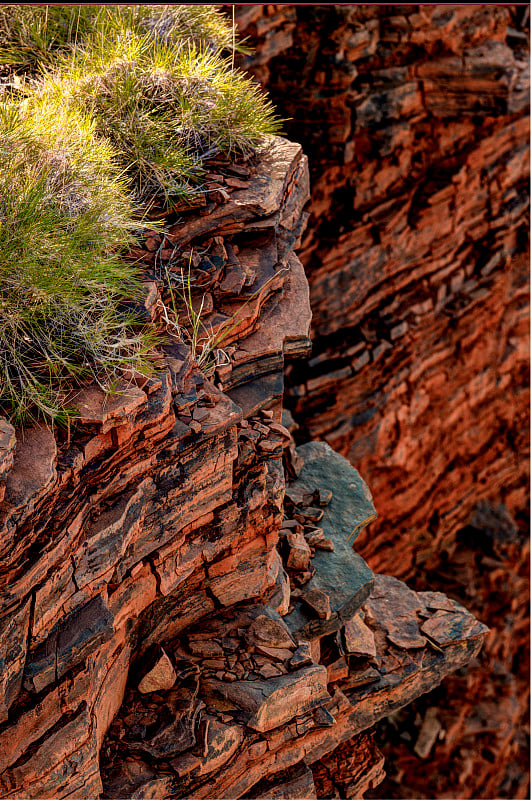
0,138 -> 489,799
234,3 -> 529,567
232,5 -> 530,798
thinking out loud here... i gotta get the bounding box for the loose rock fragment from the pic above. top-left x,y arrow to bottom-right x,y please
315,538 -> 335,552
188,638 -> 224,657
255,644 -> 294,662
414,707 -> 443,759
344,614 -> 377,658
203,665 -> 329,732
301,588 -> 331,620
259,662 -> 284,679
305,528 -> 325,546
313,706 -> 336,727
247,615 -> 296,650
138,650 -> 177,694
294,507 -> 324,524
290,640 -> 313,669
315,488 -> 333,506
286,533 -> 312,571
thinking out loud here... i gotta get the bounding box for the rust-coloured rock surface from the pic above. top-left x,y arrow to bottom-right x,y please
101,573 -> 486,799
0,131 -> 489,799
233,5 -> 529,798
0,139 -> 312,799
234,1 -> 529,569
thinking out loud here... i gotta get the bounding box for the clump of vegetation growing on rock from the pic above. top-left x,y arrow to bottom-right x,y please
0,5 -> 99,72
0,5 -> 238,73
31,24 -> 279,202
122,5 -> 243,53
0,102 -> 156,424
0,5 -> 281,424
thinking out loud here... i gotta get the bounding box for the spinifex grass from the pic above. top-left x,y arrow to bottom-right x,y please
0,102 -> 156,424
32,21 -> 281,202
0,5 -> 283,425
0,5 -> 238,74
0,5 -> 100,71
118,5 -> 243,53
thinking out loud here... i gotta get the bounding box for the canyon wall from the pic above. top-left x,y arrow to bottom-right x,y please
0,5 -> 528,797
0,139 -> 488,798
232,5 -> 530,799
234,3 -> 529,570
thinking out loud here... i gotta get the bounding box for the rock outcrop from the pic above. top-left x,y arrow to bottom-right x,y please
234,2 -> 529,568
232,6 -> 529,798
0,135 -> 488,799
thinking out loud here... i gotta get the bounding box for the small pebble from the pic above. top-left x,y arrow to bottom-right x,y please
315,538 -> 334,552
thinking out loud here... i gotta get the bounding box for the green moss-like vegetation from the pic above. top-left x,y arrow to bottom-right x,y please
0,101 -> 156,424
0,5 -> 281,424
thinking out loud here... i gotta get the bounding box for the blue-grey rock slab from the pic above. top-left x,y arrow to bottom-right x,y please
293,441 -> 376,543
284,442 -> 376,641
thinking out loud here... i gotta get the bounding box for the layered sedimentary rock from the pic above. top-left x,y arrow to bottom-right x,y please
232,7 -> 529,797
0,136 -> 488,799
0,138 -> 309,799
234,2 -> 530,568
372,501 -> 530,800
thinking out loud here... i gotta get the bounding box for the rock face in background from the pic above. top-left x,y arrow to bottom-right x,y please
234,1 -> 530,570
370,501 -> 530,800
232,5 -> 530,799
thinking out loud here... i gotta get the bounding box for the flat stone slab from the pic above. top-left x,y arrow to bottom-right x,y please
203,664 -> 329,733
138,650 -> 177,694
344,614 -> 377,658
420,609 -> 489,647
293,442 -> 377,543
284,442 -> 376,640
228,372 -> 284,419
2,425 -> 57,512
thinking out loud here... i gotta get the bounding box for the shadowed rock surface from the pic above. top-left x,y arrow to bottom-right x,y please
234,1 -> 529,571
233,5 -> 529,798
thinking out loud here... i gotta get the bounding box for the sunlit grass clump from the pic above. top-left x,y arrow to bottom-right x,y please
35,25 -> 280,201
0,102 -> 154,424
0,5 -> 99,70
2,4 -> 280,202
0,4 -> 237,72
0,5 -> 282,424
124,5 -> 240,52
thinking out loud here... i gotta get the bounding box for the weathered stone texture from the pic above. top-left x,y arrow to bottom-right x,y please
101,572 -> 486,800
0,140 -> 315,799
0,90 -> 493,800
0,322 -> 488,800
232,6 -> 529,798
234,2 -> 529,567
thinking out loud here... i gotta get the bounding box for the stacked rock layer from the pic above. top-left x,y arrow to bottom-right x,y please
234,3 -> 530,570
0,139 -> 488,799
232,8 -> 529,797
